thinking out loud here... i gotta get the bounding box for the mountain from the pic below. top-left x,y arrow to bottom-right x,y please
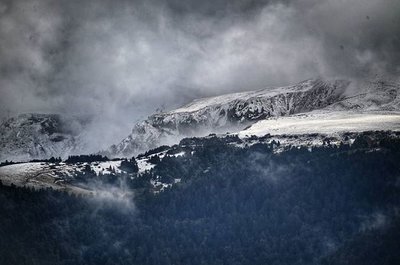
2,79 -> 398,161
326,79 -> 400,111
0,113 -> 88,162
110,78 -> 400,157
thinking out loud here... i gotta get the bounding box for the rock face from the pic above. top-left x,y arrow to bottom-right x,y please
0,113 -> 87,162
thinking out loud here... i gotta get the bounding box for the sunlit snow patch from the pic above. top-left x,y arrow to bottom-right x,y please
239,111 -> 400,137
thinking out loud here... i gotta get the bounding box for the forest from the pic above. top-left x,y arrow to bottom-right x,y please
0,132 -> 399,265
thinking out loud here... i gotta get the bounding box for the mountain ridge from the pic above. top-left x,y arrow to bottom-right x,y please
1,78 -> 399,161
0,113 -> 88,162
109,78 -> 399,157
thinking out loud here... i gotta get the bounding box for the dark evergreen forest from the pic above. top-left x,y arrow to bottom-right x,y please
0,133 -> 399,265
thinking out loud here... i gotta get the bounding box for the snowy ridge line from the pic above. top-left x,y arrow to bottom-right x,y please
168,79 -> 331,114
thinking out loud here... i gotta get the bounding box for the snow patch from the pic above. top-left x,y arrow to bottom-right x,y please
239,111 -> 400,137
137,158 -> 155,174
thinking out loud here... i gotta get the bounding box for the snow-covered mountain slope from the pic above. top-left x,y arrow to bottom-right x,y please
327,79 -> 400,111
110,79 -> 350,156
0,113 -> 88,162
110,78 -> 399,157
239,111 -> 400,138
3,79 -> 398,161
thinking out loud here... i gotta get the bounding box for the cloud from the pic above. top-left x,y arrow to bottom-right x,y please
297,0 -> 400,78
86,178 -> 136,214
0,0 -> 63,115
360,212 -> 388,231
0,0 -> 399,149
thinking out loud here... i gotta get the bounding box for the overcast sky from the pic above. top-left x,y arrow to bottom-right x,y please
0,0 -> 399,146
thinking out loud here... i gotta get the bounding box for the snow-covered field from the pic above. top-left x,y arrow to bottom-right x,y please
91,161 -> 123,175
0,151 -> 187,195
0,160 -> 126,195
136,150 -> 185,173
239,111 -> 400,137
0,163 -> 45,186
137,158 -> 155,173
0,162 -> 93,195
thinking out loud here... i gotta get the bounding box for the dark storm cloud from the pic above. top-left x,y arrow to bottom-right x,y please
296,0 -> 400,78
0,0 -> 399,149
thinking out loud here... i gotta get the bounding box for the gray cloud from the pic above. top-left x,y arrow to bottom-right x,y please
0,0 -> 399,149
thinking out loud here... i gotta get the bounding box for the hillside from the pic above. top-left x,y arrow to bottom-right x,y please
0,131 -> 399,265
